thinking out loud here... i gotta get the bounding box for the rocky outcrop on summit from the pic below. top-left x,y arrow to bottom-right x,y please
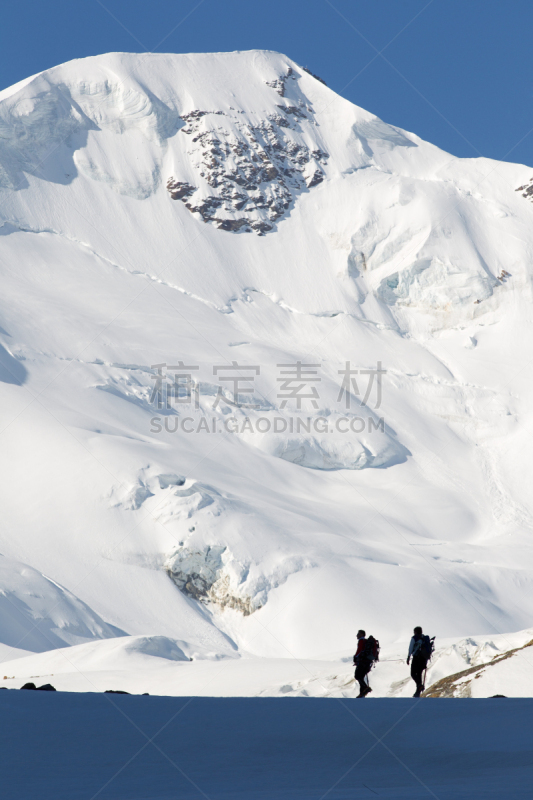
516,176 -> 533,201
166,70 -> 328,234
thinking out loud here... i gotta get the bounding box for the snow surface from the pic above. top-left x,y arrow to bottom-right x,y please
2,692 -> 532,799
1,627 -> 532,700
1,49 -> 533,694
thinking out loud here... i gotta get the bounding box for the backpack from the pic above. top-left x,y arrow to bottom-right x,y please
412,635 -> 435,660
362,635 -> 380,665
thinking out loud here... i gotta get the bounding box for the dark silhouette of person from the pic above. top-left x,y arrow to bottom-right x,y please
407,626 -> 430,697
353,629 -> 373,698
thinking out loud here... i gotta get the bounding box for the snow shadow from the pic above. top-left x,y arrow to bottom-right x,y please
0,344 -> 26,385
1,695 -> 532,798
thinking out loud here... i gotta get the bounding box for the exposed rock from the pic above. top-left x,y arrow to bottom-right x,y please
207,573 -> 257,616
265,67 -> 293,96
165,545 -> 225,601
302,66 -> 327,86
516,177 -> 533,201
165,545 -> 259,615
105,689 -> 131,694
166,178 -> 196,200
251,220 -> 273,234
306,168 -> 324,188
182,110 -> 208,121
216,219 -> 249,232
269,113 -> 290,128
278,104 -> 307,119
20,682 -> 56,691
166,73 -> 328,235
424,638 -> 533,697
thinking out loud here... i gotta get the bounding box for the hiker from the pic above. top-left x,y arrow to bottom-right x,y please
353,629 -> 379,698
407,626 -> 432,697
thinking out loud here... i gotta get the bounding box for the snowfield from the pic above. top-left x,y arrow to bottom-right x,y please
2,627 -> 533,699
1,49 -> 533,696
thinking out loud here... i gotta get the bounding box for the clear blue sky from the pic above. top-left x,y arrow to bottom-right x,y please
1,0 -> 532,165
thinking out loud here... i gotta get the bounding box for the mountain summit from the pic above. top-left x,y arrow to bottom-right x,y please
0,51 -> 532,671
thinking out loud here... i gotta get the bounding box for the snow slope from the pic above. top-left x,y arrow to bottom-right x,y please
1,50 -> 533,686
2,627 -> 532,699
2,692 -> 533,799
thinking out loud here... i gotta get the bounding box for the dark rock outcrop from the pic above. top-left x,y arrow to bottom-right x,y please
302,66 -> 327,86
20,682 -> 56,691
166,179 -> 196,200
516,177 -> 533,200
166,69 -> 328,234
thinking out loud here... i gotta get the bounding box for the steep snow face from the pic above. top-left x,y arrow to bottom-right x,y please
0,555 -> 125,651
0,55 -> 330,230
1,50 -> 533,667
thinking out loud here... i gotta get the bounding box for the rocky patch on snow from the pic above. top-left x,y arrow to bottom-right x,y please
424,638 -> 533,698
265,67 -> 293,97
164,545 -> 258,616
516,176 -> 533,201
167,71 -> 328,233
301,66 -> 327,86
165,178 -> 195,200
164,543 -> 317,618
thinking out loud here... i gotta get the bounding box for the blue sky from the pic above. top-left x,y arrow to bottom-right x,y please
1,0 -> 532,164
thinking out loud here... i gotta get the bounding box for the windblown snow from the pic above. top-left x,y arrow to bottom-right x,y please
1,50 -> 533,696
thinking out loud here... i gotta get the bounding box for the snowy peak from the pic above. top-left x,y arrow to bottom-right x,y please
0,50 -> 409,221
1,50 -> 533,676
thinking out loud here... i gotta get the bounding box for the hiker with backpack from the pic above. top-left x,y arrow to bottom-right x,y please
407,626 -> 434,697
353,629 -> 379,698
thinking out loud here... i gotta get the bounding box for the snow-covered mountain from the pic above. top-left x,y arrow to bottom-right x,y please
1,50 -> 533,694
